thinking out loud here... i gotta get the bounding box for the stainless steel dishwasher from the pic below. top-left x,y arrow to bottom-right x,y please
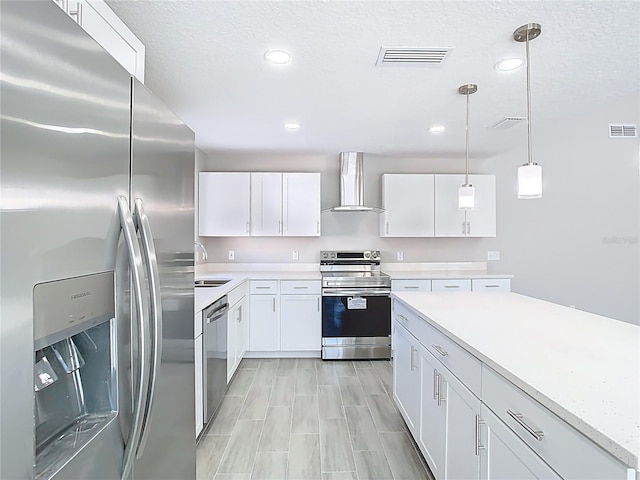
203,295 -> 229,427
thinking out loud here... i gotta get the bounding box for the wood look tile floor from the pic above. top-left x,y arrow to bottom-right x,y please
196,358 -> 434,480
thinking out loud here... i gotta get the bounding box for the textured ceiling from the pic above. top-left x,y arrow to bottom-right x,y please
107,0 -> 639,158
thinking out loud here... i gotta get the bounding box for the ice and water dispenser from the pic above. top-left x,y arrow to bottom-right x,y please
33,272 -> 121,480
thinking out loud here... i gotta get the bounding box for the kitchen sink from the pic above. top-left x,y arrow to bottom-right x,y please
195,279 -> 231,287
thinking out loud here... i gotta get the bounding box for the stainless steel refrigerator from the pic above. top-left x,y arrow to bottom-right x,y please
0,2 -> 196,479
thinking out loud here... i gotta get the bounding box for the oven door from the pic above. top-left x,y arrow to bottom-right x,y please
321,291 -> 391,360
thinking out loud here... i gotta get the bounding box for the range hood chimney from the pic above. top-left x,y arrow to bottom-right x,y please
325,152 -> 383,212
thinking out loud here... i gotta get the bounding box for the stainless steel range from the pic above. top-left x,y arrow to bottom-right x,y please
320,250 -> 391,360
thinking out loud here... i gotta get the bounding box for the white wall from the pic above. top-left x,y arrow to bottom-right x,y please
197,93 -> 639,324
484,93 -> 639,324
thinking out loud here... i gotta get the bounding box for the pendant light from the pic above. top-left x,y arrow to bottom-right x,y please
514,23 -> 543,199
458,84 -> 477,210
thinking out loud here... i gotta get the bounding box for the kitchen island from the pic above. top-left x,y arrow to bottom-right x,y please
392,291 -> 639,480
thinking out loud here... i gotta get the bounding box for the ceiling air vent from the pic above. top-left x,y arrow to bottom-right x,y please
609,124 -> 637,138
492,117 -> 526,130
376,46 -> 453,67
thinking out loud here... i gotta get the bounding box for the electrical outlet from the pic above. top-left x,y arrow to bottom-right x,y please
487,251 -> 500,261
228,250 -> 235,261
397,251 -> 404,261
292,250 -> 299,260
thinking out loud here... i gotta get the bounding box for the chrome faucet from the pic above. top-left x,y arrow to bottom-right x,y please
194,241 -> 208,261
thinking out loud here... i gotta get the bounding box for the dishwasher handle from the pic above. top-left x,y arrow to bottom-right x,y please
206,304 -> 228,323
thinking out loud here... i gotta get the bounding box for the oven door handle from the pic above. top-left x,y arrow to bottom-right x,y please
321,289 -> 391,297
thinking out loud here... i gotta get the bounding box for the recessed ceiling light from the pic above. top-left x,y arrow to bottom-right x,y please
284,121 -> 300,130
429,125 -> 446,134
265,50 -> 291,64
496,58 -> 523,72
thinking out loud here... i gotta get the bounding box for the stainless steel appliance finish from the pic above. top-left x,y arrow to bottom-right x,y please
320,251 -> 391,360
325,153 -> 384,212
203,296 -> 229,427
0,3 -> 196,478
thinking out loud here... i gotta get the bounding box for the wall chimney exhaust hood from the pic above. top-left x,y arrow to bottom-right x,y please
324,152 -> 383,212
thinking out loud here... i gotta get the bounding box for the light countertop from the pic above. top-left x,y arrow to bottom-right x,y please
385,270 -> 513,279
392,291 -> 640,470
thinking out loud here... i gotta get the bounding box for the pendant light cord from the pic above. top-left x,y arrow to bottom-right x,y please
526,34 -> 533,166
465,90 -> 470,185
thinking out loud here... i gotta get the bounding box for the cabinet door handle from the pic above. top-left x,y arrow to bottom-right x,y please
293,286 -> 308,289
386,222 -> 389,235
462,222 -> 466,234
317,297 -> 320,312
279,220 -> 282,234
404,286 -> 420,289
433,369 -> 438,400
475,415 -> 486,455
432,345 -> 449,356
436,372 -> 444,406
272,297 -> 276,312
409,346 -> 415,371
255,286 -> 270,289
397,313 -> 409,323
444,285 -> 459,289
467,222 -> 471,235
246,221 -> 250,234
69,1 -> 83,25
507,409 -> 544,441
317,220 -> 320,234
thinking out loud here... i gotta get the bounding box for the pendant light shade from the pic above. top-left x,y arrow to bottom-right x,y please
517,163 -> 542,198
514,23 -> 542,199
458,83 -> 477,210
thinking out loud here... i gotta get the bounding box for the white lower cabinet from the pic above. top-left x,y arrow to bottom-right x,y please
280,294 -> 321,350
480,405 -> 561,480
249,293 -> 279,351
227,282 -> 249,382
392,321 -> 421,435
194,310 -> 204,438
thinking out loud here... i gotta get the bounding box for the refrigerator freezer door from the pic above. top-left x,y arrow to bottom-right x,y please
129,79 -> 196,479
0,1 -> 131,478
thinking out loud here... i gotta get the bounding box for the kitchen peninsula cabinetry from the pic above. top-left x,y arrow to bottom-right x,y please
199,172 -> 251,236
434,174 -> 496,237
392,293 -> 635,480
52,0 -> 145,81
380,174 -> 435,237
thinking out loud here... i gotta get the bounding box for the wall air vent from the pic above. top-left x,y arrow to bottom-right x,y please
492,117 -> 526,130
376,46 -> 453,67
609,124 -> 637,138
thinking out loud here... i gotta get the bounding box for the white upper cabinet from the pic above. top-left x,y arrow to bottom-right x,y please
53,0 -> 145,82
380,174 -> 435,237
434,174 -> 496,237
250,173 -> 283,236
283,173 -> 321,236
199,172 -> 251,236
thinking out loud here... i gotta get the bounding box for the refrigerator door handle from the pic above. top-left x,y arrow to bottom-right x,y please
133,198 -> 163,459
118,196 -> 151,480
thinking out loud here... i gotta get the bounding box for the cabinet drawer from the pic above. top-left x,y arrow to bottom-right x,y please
482,365 -> 628,480
250,280 -> 279,294
393,299 -> 481,396
280,280 -> 321,295
392,279 -> 432,292
431,279 -> 472,292
471,278 -> 511,292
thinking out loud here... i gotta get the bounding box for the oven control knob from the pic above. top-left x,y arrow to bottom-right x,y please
321,252 -> 328,259
372,251 -> 380,259
364,252 -> 370,259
